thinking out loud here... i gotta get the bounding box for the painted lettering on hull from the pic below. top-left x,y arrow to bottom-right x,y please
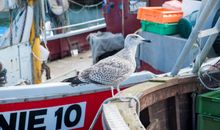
0,102 -> 86,130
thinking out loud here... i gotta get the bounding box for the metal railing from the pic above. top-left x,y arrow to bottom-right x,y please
46,18 -> 105,31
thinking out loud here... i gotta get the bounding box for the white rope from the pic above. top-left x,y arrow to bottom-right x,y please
68,0 -> 103,8
31,51 -> 46,62
68,0 -> 84,7
68,0 -> 103,14
69,6 -> 85,14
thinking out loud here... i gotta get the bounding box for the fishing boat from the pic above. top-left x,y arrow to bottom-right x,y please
44,0 -> 106,61
0,0 -> 150,129
44,0 -> 147,61
0,0 -> 220,130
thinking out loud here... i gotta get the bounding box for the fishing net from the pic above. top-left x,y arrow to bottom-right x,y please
198,60 -> 220,90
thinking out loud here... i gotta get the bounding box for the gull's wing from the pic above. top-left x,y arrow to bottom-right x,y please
88,57 -> 135,85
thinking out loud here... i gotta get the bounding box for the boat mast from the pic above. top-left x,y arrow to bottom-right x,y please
29,0 -> 42,84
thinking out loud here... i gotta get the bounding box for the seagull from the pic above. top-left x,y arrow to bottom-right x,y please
65,34 -> 150,96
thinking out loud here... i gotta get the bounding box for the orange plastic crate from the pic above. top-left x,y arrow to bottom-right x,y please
137,7 -> 183,23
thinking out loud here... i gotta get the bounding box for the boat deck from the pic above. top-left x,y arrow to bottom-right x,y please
42,50 -> 92,82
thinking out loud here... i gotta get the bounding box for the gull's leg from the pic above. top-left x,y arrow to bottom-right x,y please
117,84 -> 121,94
111,86 -> 115,97
115,84 -> 127,101
114,84 -> 121,95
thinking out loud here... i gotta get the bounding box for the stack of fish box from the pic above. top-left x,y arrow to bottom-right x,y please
196,91 -> 220,130
137,7 -> 183,35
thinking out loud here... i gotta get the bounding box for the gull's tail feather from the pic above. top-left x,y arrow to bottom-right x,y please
62,76 -> 85,84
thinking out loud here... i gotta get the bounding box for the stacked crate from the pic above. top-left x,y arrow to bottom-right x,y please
196,91 -> 220,130
137,7 -> 183,35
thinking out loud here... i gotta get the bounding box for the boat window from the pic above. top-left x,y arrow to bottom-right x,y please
0,12 -> 9,37
129,0 -> 148,14
0,9 -> 21,49
0,11 -> 10,49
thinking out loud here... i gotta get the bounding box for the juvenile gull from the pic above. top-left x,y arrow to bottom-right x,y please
75,34 -> 150,96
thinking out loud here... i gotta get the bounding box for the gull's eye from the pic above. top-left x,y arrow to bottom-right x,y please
134,36 -> 138,38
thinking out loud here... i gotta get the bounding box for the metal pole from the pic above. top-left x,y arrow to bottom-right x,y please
41,0 -> 47,46
192,17 -> 220,73
9,9 -> 13,46
170,0 -> 218,76
47,18 -> 105,31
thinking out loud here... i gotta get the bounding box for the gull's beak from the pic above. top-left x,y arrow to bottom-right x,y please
142,39 -> 151,43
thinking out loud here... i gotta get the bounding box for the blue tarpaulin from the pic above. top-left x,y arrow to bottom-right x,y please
0,27 -> 7,37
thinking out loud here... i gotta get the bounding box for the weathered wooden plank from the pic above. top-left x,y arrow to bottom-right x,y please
175,95 -> 181,130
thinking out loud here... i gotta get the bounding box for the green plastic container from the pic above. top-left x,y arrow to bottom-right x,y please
197,114 -> 220,130
141,20 -> 178,35
196,90 -> 220,116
